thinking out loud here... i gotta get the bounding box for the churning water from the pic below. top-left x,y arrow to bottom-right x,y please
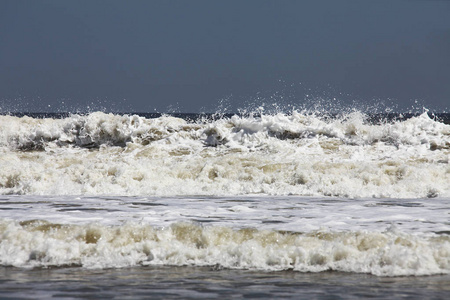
0,111 -> 449,298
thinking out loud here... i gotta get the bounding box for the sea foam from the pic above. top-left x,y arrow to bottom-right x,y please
0,220 -> 448,276
0,111 -> 449,198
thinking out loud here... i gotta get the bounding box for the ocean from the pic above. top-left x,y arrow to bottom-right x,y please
0,111 -> 449,299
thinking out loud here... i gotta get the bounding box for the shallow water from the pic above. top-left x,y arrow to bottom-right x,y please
1,266 -> 449,299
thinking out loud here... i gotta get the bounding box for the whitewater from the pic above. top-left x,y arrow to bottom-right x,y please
0,111 -> 449,290
0,111 -> 448,198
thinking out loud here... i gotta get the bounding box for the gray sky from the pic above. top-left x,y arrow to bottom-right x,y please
1,0 -> 449,113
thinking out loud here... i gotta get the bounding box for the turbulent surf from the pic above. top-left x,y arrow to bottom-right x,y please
0,111 -> 448,198
0,111 -> 449,277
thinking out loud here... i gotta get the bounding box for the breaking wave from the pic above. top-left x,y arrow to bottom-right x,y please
0,220 -> 448,276
0,111 -> 449,198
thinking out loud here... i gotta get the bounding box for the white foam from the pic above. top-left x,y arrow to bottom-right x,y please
0,112 -> 449,198
0,220 -> 448,276
2,196 -> 449,234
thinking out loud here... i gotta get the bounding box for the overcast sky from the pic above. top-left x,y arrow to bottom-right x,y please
1,0 -> 449,113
